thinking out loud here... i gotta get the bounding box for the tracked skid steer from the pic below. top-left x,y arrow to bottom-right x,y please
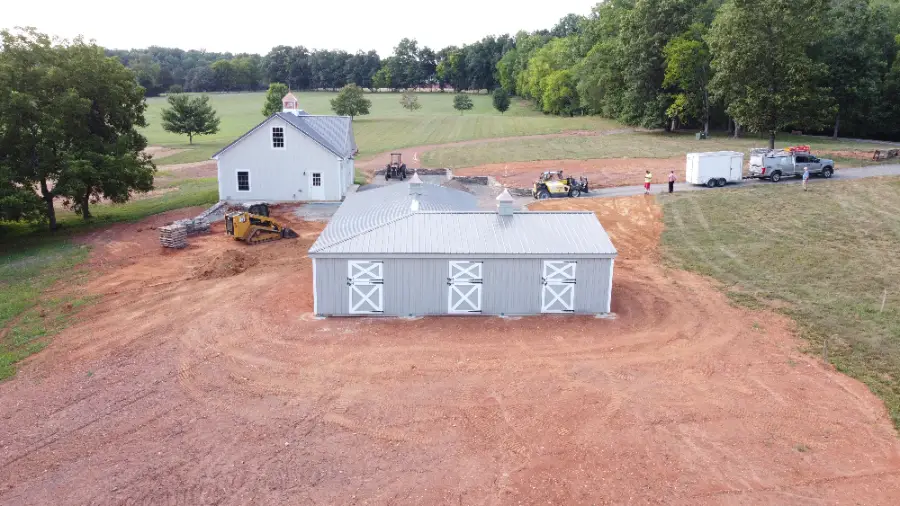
225,203 -> 299,245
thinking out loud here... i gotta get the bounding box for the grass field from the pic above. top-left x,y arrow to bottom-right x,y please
142,92 -> 620,165
422,130 -> 889,168
0,178 -> 219,380
661,177 -> 900,430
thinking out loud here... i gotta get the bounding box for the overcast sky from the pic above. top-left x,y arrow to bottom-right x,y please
5,0 -> 596,56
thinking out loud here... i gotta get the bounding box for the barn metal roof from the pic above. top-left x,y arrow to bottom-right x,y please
211,113 -> 357,159
309,182 -> 617,257
310,181 -> 478,253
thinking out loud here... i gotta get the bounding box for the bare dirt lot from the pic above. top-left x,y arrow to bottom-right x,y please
2,199 -> 899,504
455,157 -> 684,189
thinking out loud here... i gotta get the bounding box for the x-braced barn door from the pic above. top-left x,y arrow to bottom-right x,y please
348,261 -> 384,314
541,260 -> 576,313
448,261 -> 483,313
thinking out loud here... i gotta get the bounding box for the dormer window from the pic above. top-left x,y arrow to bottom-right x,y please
272,126 -> 284,149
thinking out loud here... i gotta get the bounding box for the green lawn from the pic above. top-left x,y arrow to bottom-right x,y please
421,130 -> 889,168
661,177 -> 900,430
0,178 -> 219,380
143,92 -> 620,165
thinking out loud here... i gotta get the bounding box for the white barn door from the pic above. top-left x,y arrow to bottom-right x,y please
448,261 -> 483,313
348,261 -> 383,314
541,261 -> 576,313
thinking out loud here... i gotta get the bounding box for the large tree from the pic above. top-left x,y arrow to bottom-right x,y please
708,0 -> 832,148
262,82 -> 289,116
330,84 -> 371,119
0,28 -> 156,228
663,24 -> 713,134
820,0 -> 889,138
160,94 -> 221,144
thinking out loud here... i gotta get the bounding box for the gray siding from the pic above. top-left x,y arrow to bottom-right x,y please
314,257 -> 613,316
216,116 -> 346,203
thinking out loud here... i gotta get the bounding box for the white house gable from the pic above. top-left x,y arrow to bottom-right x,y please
216,116 -> 345,202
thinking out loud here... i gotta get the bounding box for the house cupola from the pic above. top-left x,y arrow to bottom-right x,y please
282,92 -> 301,115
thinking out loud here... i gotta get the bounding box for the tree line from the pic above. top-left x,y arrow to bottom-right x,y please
109,0 -> 900,142
502,0 -> 900,143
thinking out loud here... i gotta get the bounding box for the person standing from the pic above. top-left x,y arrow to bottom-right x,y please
644,170 -> 653,195
668,170 -> 676,193
802,166 -> 810,191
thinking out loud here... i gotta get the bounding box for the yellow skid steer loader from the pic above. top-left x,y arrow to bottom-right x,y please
225,203 -> 298,245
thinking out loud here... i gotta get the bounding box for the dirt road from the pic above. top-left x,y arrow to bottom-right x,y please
1,200 -> 899,504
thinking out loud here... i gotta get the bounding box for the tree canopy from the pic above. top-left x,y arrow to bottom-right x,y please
330,84 -> 371,119
0,28 -> 155,228
400,92 -> 421,111
453,93 -> 474,114
160,94 -> 221,144
492,88 -> 511,114
262,82 -> 289,116
708,0 -> 831,147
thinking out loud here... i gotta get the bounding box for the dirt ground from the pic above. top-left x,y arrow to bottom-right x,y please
455,157 -> 685,189
2,199 -> 900,504
157,159 -> 218,179
144,146 -> 187,160
820,150 -> 876,161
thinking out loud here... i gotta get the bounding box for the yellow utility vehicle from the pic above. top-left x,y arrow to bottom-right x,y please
225,203 -> 298,245
532,170 -> 589,199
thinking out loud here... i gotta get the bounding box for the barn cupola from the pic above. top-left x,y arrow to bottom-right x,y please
409,171 -> 423,196
282,92 -> 301,115
496,188 -> 514,216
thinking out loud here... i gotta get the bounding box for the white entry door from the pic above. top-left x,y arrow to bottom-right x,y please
348,261 -> 383,314
448,261 -> 483,313
541,260 -> 576,313
308,171 -> 325,200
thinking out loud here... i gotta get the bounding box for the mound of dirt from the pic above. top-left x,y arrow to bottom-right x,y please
195,249 -> 259,279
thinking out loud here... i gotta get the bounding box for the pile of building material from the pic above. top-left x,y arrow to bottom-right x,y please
873,149 -> 900,161
159,224 -> 188,249
196,201 -> 227,223
172,217 -> 210,236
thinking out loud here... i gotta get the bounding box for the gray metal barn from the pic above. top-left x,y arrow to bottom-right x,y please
308,176 -> 617,316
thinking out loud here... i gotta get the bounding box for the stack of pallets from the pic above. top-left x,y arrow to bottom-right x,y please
159,224 -> 188,249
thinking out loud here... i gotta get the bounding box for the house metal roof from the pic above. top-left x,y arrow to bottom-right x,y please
309,181 -> 617,258
211,112 -> 357,159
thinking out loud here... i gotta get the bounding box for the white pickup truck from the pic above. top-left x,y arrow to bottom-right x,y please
748,147 -> 835,182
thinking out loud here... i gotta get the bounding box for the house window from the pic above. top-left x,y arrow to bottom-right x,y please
271,127 -> 284,149
312,173 -> 322,187
237,171 -> 250,191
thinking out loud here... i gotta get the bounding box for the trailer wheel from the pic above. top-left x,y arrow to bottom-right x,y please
770,171 -> 782,182
822,167 -> 833,178
716,178 -> 726,187
706,179 -> 717,188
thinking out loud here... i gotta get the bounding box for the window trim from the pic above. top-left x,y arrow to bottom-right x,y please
236,170 -> 251,192
271,126 -> 285,150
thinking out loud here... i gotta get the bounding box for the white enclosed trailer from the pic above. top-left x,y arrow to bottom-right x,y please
685,151 -> 745,187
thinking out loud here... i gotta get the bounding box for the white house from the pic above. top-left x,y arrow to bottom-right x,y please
212,92 -> 358,203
